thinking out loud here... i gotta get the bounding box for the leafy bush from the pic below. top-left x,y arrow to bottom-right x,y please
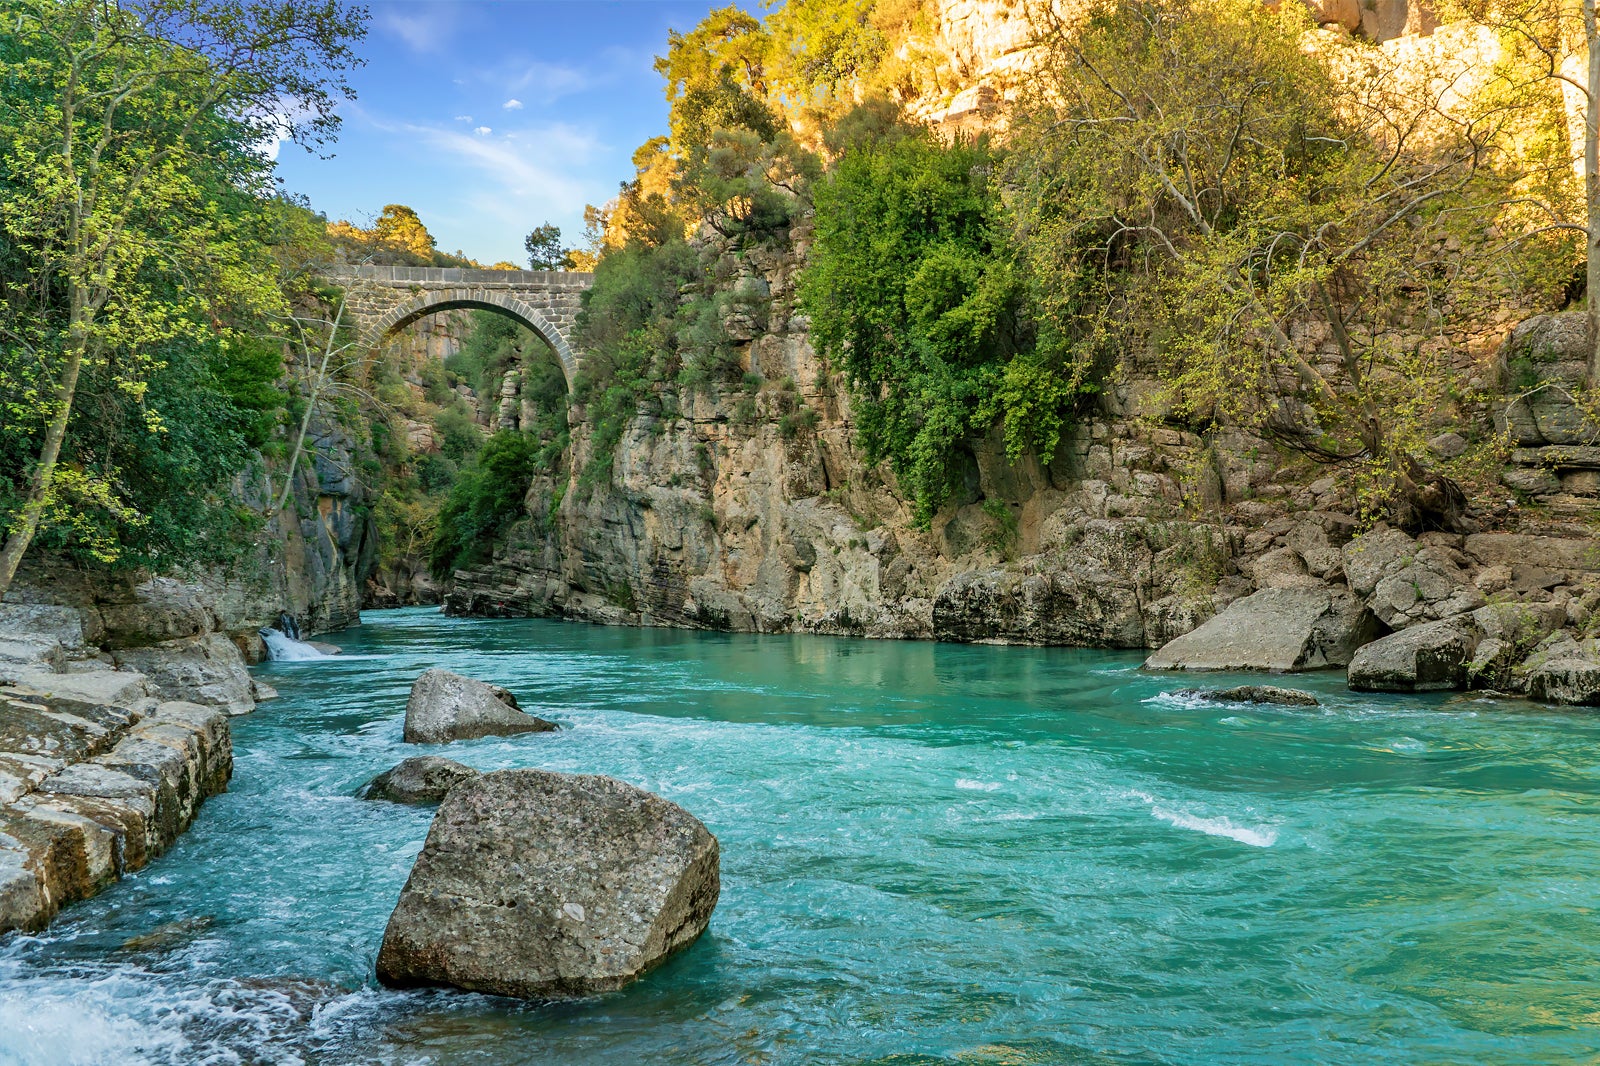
802,107 -> 1094,524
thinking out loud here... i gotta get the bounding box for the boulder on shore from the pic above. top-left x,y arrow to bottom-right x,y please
1346,616 -> 1481,692
376,769 -> 720,999
1171,685 -> 1320,707
1524,635 -> 1600,705
402,669 -> 557,744
1144,588 -> 1379,672
362,756 -> 480,804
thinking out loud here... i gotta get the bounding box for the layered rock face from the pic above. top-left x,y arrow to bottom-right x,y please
376,769 -> 720,999
0,670 -> 231,934
440,222 -> 1600,685
0,592 -> 239,935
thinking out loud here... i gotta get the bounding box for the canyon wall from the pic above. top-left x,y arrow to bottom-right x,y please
441,218 -> 1600,672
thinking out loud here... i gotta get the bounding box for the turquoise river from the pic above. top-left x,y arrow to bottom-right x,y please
3,607 -> 1600,1064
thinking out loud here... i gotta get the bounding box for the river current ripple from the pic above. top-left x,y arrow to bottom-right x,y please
3,607 -> 1600,1065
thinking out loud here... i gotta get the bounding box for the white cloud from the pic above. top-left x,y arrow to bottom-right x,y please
376,7 -> 455,54
453,115 -> 472,123
502,98 -> 524,110
473,126 -> 492,136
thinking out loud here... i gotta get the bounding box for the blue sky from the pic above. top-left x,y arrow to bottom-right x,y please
272,1 -> 721,266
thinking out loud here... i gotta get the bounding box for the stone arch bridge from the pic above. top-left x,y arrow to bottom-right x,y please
330,265 -> 595,388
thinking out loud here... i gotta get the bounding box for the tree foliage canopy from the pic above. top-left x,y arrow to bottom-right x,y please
0,0 -> 365,585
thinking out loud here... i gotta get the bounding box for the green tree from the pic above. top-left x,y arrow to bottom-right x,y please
0,0 -> 365,595
802,110 -> 1050,522
524,222 -> 573,270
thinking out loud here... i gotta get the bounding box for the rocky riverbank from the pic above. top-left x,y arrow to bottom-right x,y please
0,603 -> 236,935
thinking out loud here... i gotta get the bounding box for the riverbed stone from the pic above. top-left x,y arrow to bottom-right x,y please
402,669 -> 557,744
1144,587 -> 1378,672
363,756 -> 480,804
1347,616 -> 1481,692
1172,685 -> 1320,707
376,769 -> 720,999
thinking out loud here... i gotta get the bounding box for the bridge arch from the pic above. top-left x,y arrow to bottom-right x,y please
365,287 -> 581,389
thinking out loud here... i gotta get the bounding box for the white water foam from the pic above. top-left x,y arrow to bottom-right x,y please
955,778 -> 1002,792
260,628 -> 332,662
0,988 -> 188,1066
1128,790 -> 1278,848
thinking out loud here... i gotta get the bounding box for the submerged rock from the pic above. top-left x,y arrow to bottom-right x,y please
1347,616 -> 1480,692
362,756 -> 479,804
1171,685 -> 1320,707
1144,588 -> 1378,672
376,769 -> 720,1000
402,669 -> 557,744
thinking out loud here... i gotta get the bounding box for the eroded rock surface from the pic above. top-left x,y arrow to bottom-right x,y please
376,769 -> 719,999
402,669 -> 557,744
1523,635 -> 1600,705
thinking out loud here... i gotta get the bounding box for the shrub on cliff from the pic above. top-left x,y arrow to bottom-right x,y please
430,432 -> 550,579
1005,0 -> 1575,530
801,109 -> 1099,524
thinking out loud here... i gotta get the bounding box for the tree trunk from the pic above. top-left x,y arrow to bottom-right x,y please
1392,455 -> 1470,533
1586,0 -> 1600,383
0,344 -> 86,600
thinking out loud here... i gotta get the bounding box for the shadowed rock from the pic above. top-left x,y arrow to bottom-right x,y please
376,769 -> 719,1000
1347,616 -> 1480,692
362,756 -> 479,804
1172,685 -> 1320,707
402,669 -> 556,744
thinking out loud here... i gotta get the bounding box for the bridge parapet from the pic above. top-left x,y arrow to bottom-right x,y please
328,264 -> 595,288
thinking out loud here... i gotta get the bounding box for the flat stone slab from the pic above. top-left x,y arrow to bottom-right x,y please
1144,588 -> 1376,672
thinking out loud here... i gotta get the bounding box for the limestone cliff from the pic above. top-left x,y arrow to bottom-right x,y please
437,207 -> 1600,680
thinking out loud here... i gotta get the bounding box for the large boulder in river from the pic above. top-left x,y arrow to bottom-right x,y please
362,756 -> 480,804
402,669 -> 557,744
376,769 -> 720,999
1144,588 -> 1379,672
1347,616 -> 1481,692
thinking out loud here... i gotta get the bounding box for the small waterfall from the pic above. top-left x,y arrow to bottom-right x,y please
260,627 -> 330,661
277,612 -> 301,641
